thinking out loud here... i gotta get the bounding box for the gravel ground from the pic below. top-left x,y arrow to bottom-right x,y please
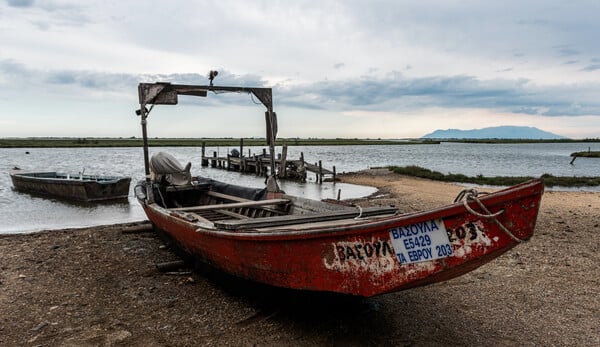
0,169 -> 598,346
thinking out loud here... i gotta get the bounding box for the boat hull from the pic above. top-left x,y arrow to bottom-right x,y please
141,179 -> 543,297
10,171 -> 131,202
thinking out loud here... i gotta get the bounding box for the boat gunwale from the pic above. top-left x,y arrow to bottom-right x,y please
143,178 -> 543,241
10,170 -> 131,202
10,171 -> 130,185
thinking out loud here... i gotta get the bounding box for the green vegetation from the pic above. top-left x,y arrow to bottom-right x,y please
0,137 -> 439,148
388,165 -> 600,188
2,137 -> 598,148
570,151 -> 600,158
0,137 -> 600,148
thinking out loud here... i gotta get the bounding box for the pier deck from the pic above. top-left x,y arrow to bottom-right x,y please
200,141 -> 335,183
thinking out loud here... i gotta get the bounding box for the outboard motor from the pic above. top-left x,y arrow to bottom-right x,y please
149,152 -> 192,186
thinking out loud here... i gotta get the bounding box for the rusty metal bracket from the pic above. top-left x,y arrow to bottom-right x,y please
136,82 -> 279,194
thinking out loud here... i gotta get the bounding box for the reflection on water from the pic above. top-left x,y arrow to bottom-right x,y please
0,147 -> 377,233
0,194 -> 142,234
1,142 -> 599,233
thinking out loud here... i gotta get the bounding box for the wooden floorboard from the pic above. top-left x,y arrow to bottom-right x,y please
214,206 -> 398,230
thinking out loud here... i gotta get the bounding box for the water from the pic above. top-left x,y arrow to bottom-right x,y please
1,142 -> 599,233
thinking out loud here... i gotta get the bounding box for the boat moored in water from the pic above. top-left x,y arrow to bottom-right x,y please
10,169 -> 131,202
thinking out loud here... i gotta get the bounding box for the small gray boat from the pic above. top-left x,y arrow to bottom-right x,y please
10,169 -> 131,202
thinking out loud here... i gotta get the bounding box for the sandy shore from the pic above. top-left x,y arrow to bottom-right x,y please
1,169 -> 598,346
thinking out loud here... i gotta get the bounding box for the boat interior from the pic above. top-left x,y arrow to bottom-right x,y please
137,178 -> 399,231
137,152 -> 398,231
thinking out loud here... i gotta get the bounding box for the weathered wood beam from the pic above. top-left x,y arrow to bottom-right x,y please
169,198 -> 290,212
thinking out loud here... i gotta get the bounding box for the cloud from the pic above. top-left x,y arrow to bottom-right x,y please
3,59 -> 600,118
1,1 -> 599,138
0,59 -> 266,93
6,0 -> 34,8
581,64 -> 600,72
277,72 -> 600,117
555,45 -> 580,57
0,59 -> 30,78
3,0 -> 91,31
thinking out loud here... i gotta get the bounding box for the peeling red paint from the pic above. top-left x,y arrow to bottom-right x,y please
142,179 -> 544,297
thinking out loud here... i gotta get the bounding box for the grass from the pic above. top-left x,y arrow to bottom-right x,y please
388,165 -> 600,188
0,137 -> 439,148
2,137 -> 598,148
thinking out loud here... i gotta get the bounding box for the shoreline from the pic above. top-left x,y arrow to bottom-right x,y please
0,169 -> 598,345
3,172 -> 598,235
2,137 -> 598,149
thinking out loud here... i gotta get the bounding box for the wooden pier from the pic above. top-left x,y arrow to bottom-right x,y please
200,140 -> 335,183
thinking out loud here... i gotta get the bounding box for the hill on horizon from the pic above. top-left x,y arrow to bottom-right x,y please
421,126 -> 566,139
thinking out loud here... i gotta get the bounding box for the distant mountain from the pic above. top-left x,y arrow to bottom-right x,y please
421,126 -> 566,139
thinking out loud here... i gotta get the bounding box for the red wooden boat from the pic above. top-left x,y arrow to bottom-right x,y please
134,81 -> 543,297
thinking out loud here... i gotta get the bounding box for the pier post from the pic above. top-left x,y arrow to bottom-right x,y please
201,142 -> 208,166
211,152 -> 217,168
333,165 -> 336,182
299,152 -> 306,181
280,144 -> 288,178
314,162 -> 318,182
239,138 -> 244,171
262,148 -> 268,176
318,160 -> 323,184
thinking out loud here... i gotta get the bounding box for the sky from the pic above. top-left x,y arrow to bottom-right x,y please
1,0 -> 599,139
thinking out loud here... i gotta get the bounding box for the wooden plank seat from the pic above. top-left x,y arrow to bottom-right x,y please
206,190 -> 289,216
168,198 -> 290,212
164,182 -> 211,192
214,206 -> 399,230
206,190 -> 249,203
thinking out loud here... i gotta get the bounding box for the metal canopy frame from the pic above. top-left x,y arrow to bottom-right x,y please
137,82 -> 278,196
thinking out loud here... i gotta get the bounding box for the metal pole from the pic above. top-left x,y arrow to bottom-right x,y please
140,105 -> 151,182
139,103 -> 154,203
267,108 -> 277,180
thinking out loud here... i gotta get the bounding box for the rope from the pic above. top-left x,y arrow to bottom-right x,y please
155,185 -> 167,207
354,205 -> 363,219
454,188 -> 525,243
462,199 -> 504,219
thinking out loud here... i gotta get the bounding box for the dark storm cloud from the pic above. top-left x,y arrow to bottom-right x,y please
277,73 -> 600,117
54,69 -> 600,116
0,62 -> 259,98
2,59 -> 599,117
